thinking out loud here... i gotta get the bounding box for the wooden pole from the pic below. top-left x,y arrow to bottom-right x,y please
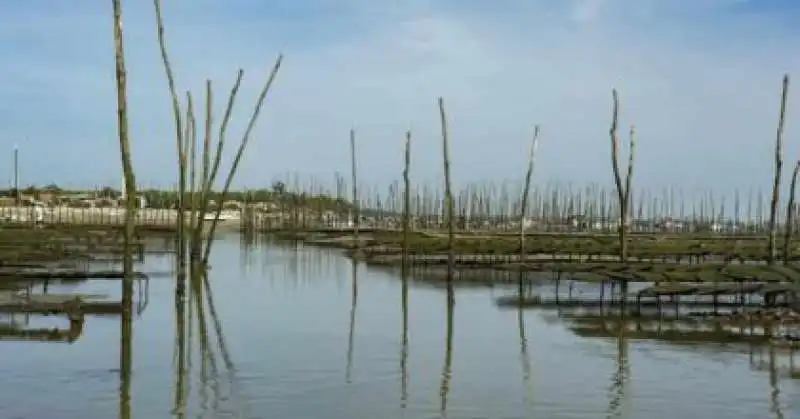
111,1 -> 136,418
350,128 -> 360,249
783,160 -> 800,265
438,97 -> 455,285
519,125 -> 541,266
153,0 -> 186,277
200,57 -> 283,266
769,74 -> 790,265
402,130 -> 412,263
608,90 -> 635,263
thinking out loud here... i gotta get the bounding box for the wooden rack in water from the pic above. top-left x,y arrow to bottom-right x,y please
0,315 -> 84,343
0,268 -> 151,316
0,268 -> 148,280
497,281 -> 800,311
562,312 -> 800,349
0,294 -> 123,315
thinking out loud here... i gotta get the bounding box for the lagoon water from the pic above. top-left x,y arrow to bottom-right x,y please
0,234 -> 797,418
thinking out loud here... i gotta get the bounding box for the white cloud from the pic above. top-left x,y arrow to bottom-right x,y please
570,0 -> 607,22
0,0 -> 797,198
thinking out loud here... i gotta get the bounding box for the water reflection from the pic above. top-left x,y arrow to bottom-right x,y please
241,235 -> 348,289
768,343 -> 784,419
439,282 -> 454,417
562,309 -> 778,346
553,301 -> 799,418
400,264 -> 409,407
169,265 -> 240,418
119,273 -> 133,419
746,342 -> 789,418
172,272 -> 188,418
346,259 -> 358,383
0,314 -> 84,342
605,311 -> 629,419
12,236 -> 800,417
240,231 -> 254,271
517,276 -> 533,404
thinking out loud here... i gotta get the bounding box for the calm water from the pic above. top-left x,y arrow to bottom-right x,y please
0,234 -> 798,418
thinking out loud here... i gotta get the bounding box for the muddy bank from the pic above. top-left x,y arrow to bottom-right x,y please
269,230 -> 800,283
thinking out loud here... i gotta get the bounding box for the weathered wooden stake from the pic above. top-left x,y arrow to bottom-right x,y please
350,128 -> 360,249
193,71 -> 243,258
188,90 -> 199,244
182,93 -> 195,244
769,74 -> 790,265
112,0 -> 137,275
519,125 -> 541,265
783,160 -> 800,265
402,130 -> 412,263
111,2 -> 135,418
608,90 -> 636,263
438,97 -> 455,285
200,57 -> 283,266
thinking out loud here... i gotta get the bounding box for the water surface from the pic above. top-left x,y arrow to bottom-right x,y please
0,234 -> 797,418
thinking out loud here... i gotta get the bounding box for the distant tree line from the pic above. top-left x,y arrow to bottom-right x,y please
0,181 -> 353,213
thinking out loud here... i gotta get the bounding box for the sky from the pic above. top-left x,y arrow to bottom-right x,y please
0,0 -> 799,195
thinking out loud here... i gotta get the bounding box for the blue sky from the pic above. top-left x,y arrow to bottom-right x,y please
0,0 -> 799,194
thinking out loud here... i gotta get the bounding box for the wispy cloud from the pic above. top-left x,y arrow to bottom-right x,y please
569,0 -> 607,22
0,0 -> 798,193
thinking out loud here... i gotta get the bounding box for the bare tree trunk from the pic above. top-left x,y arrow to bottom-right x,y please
438,97 -> 455,288
183,93 -> 196,242
350,129 -> 360,249
624,125 -> 636,237
783,160 -> 800,265
190,81 -> 213,262
519,125 -> 541,265
201,57 -> 283,266
154,0 -> 281,270
153,0 -> 187,278
769,74 -> 790,265
202,80 -> 213,213
111,1 -> 136,418
193,72 -> 243,258
402,131 -> 412,263
188,92 -> 199,249
112,0 -> 137,274
608,90 -> 635,263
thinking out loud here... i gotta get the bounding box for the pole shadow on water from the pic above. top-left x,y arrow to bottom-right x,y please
346,258 -> 359,384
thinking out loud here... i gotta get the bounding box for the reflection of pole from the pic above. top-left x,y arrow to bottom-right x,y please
13,144 -> 19,205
